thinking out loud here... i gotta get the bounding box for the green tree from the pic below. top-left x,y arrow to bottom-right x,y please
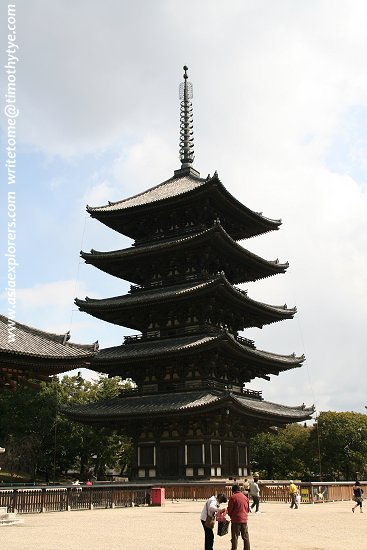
0,374 -> 133,482
56,374 -> 133,480
311,411 -> 367,480
0,383 -> 58,480
250,423 -> 312,480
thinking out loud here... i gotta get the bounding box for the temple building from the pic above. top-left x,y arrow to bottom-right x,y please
65,67 -> 314,480
0,314 -> 97,390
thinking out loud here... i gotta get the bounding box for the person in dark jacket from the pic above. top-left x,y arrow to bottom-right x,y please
227,484 -> 250,550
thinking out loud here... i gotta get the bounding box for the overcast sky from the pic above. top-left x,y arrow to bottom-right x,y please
1,0 -> 367,416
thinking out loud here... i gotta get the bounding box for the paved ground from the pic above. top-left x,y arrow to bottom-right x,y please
0,500 -> 364,550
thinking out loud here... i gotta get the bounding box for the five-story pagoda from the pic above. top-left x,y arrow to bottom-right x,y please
65,67 -> 313,480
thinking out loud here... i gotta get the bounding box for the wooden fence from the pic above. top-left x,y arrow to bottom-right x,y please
0,481 -> 363,514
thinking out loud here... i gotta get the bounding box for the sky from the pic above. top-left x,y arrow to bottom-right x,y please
1,0 -> 367,416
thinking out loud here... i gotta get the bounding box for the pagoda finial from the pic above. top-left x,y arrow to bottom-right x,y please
179,65 -> 194,168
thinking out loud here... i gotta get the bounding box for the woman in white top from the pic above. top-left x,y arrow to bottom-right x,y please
200,493 -> 227,550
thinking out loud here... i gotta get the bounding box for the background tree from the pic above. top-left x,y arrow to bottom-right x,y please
250,412 -> 367,482
311,411 -> 367,480
0,374 -> 133,482
250,423 -> 312,480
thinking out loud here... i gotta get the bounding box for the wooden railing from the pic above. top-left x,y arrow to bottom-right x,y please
258,481 -> 365,504
0,485 -> 150,514
0,481 -> 363,514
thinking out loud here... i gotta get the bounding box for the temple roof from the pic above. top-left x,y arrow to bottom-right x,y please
75,274 -> 296,330
90,174 -> 206,212
86,173 -> 281,240
89,331 -> 304,378
62,388 -> 314,425
81,220 -> 288,284
0,314 -> 97,388
0,315 -> 97,360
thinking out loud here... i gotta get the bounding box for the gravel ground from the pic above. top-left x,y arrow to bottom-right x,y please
0,500 -> 364,550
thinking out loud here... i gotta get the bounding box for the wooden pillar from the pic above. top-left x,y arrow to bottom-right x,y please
204,437 -> 212,478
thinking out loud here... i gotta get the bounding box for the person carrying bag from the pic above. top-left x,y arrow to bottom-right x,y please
200,493 -> 227,550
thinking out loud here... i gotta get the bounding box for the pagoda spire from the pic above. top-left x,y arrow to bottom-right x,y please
174,65 -> 200,177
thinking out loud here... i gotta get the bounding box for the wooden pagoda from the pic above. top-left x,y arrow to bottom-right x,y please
65,67 -> 313,480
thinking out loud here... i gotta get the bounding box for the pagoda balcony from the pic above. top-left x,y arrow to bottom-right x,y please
122,324 -> 256,344
123,327 -> 256,347
121,379 -> 263,399
134,222 -> 208,246
128,276 -> 251,295
128,272 -> 211,293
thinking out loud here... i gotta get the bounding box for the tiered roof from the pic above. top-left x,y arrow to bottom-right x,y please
76,274 -> 296,330
63,388 -> 314,425
81,220 -> 288,285
89,330 -> 304,381
86,172 -> 281,241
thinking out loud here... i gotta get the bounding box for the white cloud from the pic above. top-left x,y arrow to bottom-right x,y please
112,134 -> 177,192
0,280 -> 97,333
83,180 -> 116,209
14,280 -> 91,309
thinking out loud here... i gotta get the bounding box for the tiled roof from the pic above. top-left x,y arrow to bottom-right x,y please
0,314 -> 97,360
86,173 -> 281,234
95,333 -> 219,361
82,221 -> 289,278
62,388 -> 314,422
92,331 -> 304,370
232,393 -> 314,419
76,275 -> 296,327
88,174 -> 206,212
64,390 -> 221,417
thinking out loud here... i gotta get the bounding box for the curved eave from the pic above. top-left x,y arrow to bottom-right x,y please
229,393 -> 314,423
81,221 -> 289,284
86,174 -> 281,239
90,332 -> 304,375
0,353 -> 93,374
61,389 -> 314,424
0,314 -> 97,362
75,275 -> 296,329
0,348 -> 95,362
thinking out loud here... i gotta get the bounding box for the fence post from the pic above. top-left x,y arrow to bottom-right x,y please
40,488 -> 46,513
13,489 -> 18,513
66,487 -> 71,511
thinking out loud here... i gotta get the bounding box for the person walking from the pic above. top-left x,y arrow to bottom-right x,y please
249,475 -> 260,513
289,480 -> 298,509
352,481 -> 364,513
227,484 -> 251,550
200,493 -> 227,550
